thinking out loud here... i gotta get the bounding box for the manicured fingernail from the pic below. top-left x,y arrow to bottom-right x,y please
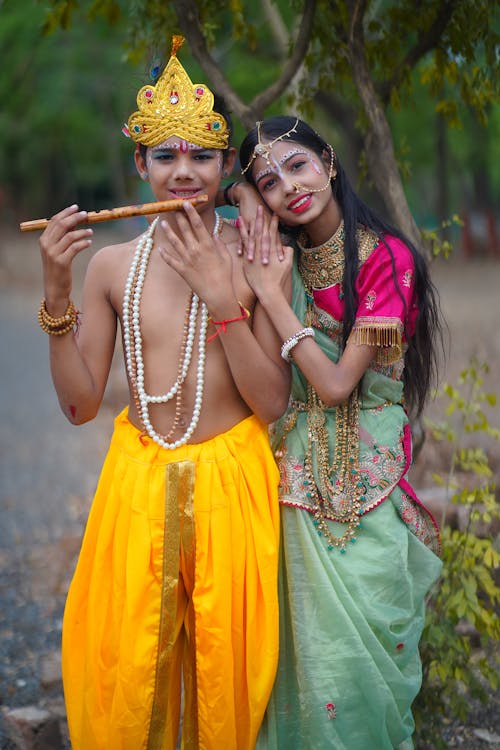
235,217 -> 241,228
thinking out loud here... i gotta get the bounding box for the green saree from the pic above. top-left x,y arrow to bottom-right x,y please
257,234 -> 442,749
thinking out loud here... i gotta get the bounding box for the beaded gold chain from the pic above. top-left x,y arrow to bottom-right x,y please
285,222 -> 379,552
304,384 -> 364,551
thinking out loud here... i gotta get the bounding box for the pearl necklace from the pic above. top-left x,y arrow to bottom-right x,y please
122,213 -> 221,449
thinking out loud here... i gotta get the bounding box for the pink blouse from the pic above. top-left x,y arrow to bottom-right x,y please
313,235 -> 418,369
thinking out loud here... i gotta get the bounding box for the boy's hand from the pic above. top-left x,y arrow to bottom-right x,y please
159,202 -> 234,308
39,204 -> 93,311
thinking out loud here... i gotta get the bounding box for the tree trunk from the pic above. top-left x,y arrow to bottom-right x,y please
346,1 -> 428,256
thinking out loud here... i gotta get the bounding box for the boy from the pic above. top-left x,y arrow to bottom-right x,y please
38,36 -> 289,750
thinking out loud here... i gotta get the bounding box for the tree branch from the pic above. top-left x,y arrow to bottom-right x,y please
171,0 -> 317,128
378,0 -> 458,104
261,0 -> 289,57
250,0 -> 317,117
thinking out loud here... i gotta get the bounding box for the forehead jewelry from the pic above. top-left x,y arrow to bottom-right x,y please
241,119 -> 299,175
255,148 -> 307,184
278,148 -> 305,166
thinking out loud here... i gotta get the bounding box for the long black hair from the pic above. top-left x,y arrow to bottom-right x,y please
239,116 -> 444,416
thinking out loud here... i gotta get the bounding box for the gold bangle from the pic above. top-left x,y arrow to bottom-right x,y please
38,298 -> 77,335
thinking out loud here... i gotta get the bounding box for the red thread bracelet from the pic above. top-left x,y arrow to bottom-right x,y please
207,303 -> 251,342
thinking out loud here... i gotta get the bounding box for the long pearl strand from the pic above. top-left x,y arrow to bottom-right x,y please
122,214 -> 220,449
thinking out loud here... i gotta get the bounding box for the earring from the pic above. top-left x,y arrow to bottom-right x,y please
141,172 -> 148,180
223,170 -> 229,177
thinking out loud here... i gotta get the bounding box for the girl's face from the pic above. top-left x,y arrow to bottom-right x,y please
251,140 -> 337,229
135,137 -> 235,209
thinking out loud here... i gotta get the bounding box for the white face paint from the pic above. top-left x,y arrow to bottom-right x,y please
153,137 -> 204,152
145,137 -> 224,173
214,150 -> 224,174
278,149 -> 323,176
255,148 -> 324,186
255,166 -> 272,183
146,138 -> 203,168
255,148 -> 327,190
252,141 -> 284,180
277,148 -> 305,166
309,159 -> 323,175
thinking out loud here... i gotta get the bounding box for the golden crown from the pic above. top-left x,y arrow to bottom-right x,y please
127,36 -> 229,149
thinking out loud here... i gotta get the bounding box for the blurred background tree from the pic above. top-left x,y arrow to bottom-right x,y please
0,0 -> 498,256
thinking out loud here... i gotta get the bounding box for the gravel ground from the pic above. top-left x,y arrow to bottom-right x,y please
1,224 -> 499,749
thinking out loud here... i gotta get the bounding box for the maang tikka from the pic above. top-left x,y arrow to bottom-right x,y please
241,119 -> 299,175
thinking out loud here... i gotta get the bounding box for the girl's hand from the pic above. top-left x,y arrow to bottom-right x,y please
234,183 -> 284,263
39,204 -> 93,309
159,202 -> 234,308
242,208 -> 293,302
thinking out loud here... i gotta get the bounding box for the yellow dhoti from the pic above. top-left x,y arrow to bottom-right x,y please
62,410 -> 280,750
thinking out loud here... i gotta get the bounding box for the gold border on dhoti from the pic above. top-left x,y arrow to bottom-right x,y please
146,460 -> 196,749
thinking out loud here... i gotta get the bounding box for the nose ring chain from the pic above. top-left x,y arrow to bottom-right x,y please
292,145 -> 336,194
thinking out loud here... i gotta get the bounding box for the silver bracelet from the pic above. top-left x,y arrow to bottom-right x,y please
280,327 -> 315,361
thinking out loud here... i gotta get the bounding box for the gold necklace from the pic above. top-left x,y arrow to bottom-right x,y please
291,222 -> 379,552
298,221 -> 378,295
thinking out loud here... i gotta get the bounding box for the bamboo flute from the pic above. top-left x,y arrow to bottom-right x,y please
19,195 -> 209,232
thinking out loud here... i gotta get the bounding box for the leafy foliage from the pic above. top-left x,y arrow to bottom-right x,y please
1,0 -> 498,229
421,214 -> 464,259
0,0 -> 140,218
414,361 -> 500,748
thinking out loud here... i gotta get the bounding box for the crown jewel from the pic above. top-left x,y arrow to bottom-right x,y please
127,36 -> 229,149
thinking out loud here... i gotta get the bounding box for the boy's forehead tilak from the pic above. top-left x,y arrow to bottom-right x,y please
147,137 -> 224,173
151,137 -> 204,152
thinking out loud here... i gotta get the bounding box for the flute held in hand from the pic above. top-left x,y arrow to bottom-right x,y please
19,195 -> 209,232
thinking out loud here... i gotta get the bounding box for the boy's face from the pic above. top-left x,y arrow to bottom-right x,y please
136,137 -> 235,209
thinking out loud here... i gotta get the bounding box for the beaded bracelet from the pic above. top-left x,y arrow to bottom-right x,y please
280,327 -> 315,361
223,181 -> 241,208
207,302 -> 251,343
38,298 -> 78,336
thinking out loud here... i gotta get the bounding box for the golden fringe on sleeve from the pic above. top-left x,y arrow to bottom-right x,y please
348,318 -> 403,365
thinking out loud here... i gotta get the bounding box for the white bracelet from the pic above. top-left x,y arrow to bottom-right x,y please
281,327 -> 315,361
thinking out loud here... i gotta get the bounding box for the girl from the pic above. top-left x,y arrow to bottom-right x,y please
230,116 -> 444,749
